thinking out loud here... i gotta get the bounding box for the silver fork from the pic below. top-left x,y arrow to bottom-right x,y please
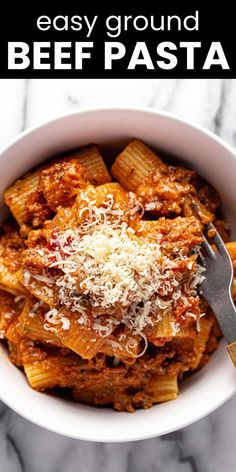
198,222 -> 236,366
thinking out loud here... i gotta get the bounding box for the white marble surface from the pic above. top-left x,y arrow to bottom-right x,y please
1,78 -> 236,471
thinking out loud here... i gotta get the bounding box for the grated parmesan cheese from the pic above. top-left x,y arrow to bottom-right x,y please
43,324 -> 58,333
31,273 -> 55,285
14,295 -> 26,303
60,316 -> 70,330
23,270 -> 31,285
29,300 -> 44,318
43,308 -> 70,331
4,312 -> 14,320
170,321 -> 181,336
144,202 -> 157,211
24,192 -> 205,355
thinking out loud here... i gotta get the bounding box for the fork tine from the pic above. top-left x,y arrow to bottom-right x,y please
202,235 -> 215,258
207,222 -> 226,254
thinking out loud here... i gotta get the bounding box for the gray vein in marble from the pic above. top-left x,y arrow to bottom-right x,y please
6,433 -> 25,472
175,432 -> 198,472
161,78 -> 180,111
148,79 -> 178,110
0,401 -> 7,419
213,79 -> 236,148
212,79 -> 228,136
67,93 -> 79,106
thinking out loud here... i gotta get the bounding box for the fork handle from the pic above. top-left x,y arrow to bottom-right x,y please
211,293 -> 236,367
227,342 -> 236,367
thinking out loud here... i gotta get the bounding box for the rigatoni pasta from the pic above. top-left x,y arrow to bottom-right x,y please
111,139 -> 160,191
0,140 -> 231,412
73,145 -> 112,185
147,375 -> 178,403
0,224 -> 27,295
18,298 -> 62,346
4,172 -> 42,227
4,145 -> 111,237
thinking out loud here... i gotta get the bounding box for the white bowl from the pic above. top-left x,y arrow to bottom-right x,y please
0,107 -> 236,442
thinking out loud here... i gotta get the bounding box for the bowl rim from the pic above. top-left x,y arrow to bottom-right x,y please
1,106 -> 236,442
0,346 -> 235,443
1,105 -> 236,158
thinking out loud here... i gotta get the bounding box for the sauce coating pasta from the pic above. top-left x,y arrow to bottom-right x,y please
0,140 -> 233,412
